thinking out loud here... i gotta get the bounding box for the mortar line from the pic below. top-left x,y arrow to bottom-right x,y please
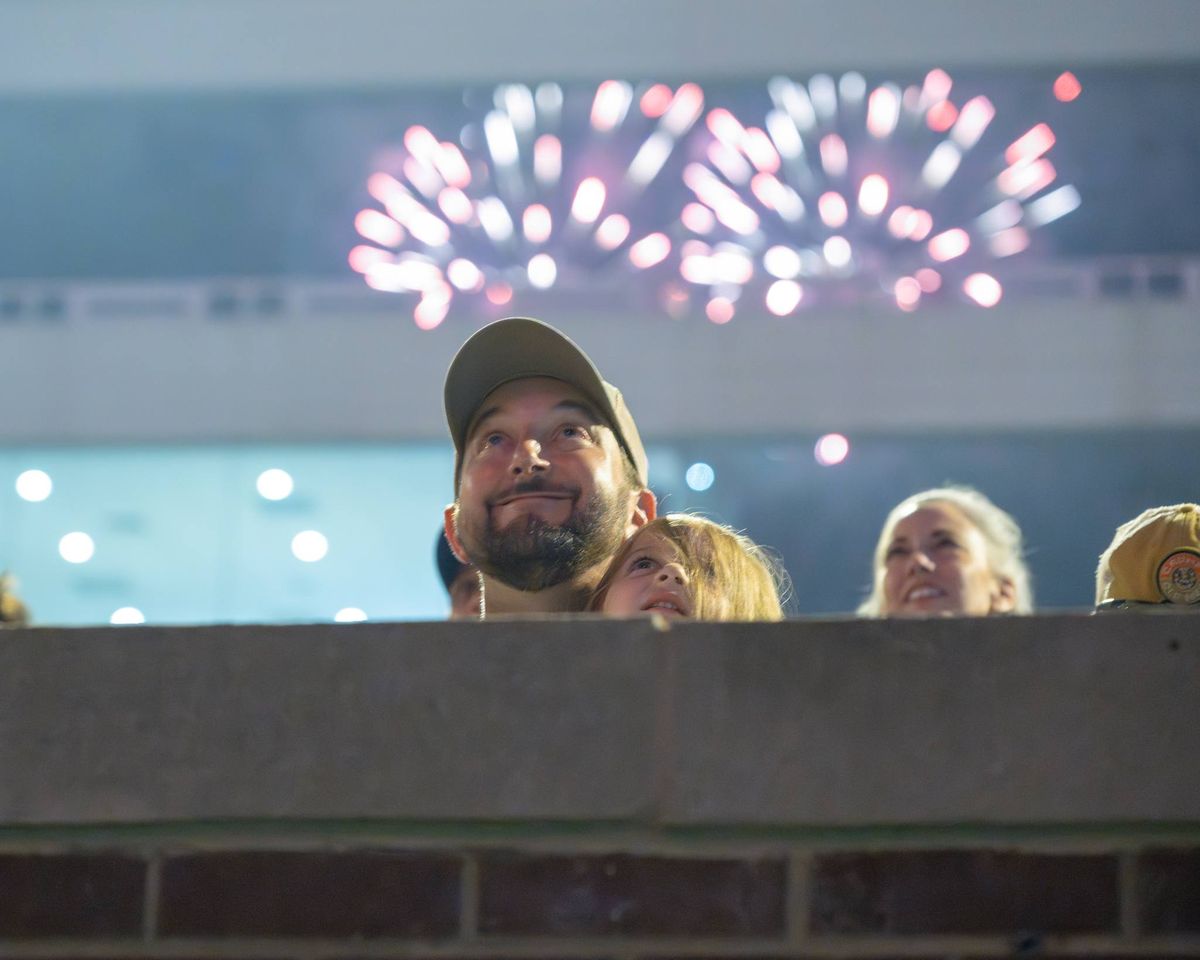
2,934 -> 1198,958
141,852 -> 161,941
460,850 -> 480,940
1119,849 -> 1141,939
3,820 -> 1198,848
786,848 -> 812,947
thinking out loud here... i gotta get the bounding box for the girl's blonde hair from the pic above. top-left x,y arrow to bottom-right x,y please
589,514 -> 787,621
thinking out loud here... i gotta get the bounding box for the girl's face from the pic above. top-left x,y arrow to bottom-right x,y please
601,530 -> 692,618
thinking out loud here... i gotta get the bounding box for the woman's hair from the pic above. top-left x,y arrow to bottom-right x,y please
589,514 -> 787,621
857,486 -> 1034,617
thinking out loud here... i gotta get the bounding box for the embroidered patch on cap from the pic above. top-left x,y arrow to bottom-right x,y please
1157,548 -> 1200,604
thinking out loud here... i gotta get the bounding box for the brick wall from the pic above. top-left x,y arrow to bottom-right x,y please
1,839 -> 1198,953
1,615 -> 1197,952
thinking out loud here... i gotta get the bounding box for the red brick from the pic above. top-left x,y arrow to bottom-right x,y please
1138,848 -> 1200,933
478,853 -> 785,936
158,851 -> 460,937
0,853 -> 144,937
811,850 -> 1118,934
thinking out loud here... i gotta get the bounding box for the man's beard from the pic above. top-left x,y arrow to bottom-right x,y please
455,478 -> 629,592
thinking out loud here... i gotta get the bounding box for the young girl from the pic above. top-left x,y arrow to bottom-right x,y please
589,514 -> 787,621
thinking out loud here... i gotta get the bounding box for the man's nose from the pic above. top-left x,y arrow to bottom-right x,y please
657,562 -> 687,585
510,439 -> 549,475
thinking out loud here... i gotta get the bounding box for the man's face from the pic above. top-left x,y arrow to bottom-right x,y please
450,377 -> 637,592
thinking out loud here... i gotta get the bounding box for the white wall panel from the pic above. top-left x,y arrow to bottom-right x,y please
0,0 -> 1197,94
3,285 -> 1197,443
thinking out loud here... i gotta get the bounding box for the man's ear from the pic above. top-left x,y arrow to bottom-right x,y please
628,488 -> 657,535
991,576 -> 1017,614
444,503 -> 472,564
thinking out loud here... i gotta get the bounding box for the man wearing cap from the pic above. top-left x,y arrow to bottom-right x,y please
1095,503 -> 1200,610
443,317 -> 656,616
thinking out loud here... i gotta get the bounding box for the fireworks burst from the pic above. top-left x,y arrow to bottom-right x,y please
671,69 -> 1082,319
349,81 -> 705,328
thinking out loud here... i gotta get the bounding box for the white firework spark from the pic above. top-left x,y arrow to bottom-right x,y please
349,80 -> 705,328
671,69 -> 1081,320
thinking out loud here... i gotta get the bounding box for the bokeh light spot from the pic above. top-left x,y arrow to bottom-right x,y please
16,469 -> 52,502
964,273 -> 1003,307
640,83 -> 673,118
628,233 -> 671,269
527,253 -> 558,289
256,468 -> 294,501
485,282 -> 513,305
1054,71 -> 1082,102
706,297 -> 735,324
110,607 -> 145,625
814,433 -> 850,466
894,276 -> 922,311
59,532 -> 95,564
685,462 -> 716,492
291,530 -> 329,563
765,280 -> 803,316
915,268 -> 943,293
925,100 -> 959,133
823,236 -> 852,269
928,228 -> 970,262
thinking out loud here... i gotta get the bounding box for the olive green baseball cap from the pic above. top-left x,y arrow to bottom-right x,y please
444,317 -> 648,489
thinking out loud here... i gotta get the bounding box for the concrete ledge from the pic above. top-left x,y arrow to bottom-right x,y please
0,614 -> 1195,826
0,620 -> 662,823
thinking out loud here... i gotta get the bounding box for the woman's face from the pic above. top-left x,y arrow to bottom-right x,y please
600,530 -> 692,618
881,501 -> 1014,617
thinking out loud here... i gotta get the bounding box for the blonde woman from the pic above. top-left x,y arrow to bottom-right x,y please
859,487 -> 1033,617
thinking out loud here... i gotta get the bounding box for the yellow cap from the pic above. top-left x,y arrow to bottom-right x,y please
0,572 -> 29,627
1096,503 -> 1200,605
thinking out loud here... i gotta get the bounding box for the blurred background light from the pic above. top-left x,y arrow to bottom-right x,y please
894,276 -> 922,311
59,532 -> 95,564
766,279 -> 804,315
256,468 -> 294,501
1054,71 -> 1082,102
110,606 -> 145,625
527,253 -> 557,288
823,236 -> 852,269
814,433 -> 851,466
16,469 -> 53,502
963,272 -> 1003,306
334,607 -> 368,623
705,297 -> 735,324
352,79 -> 704,326
685,462 -> 716,491
291,530 -> 329,562
672,67 -> 1079,316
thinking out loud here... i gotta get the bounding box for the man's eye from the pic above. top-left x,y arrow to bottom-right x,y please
483,433 -> 504,447
560,424 -> 589,440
